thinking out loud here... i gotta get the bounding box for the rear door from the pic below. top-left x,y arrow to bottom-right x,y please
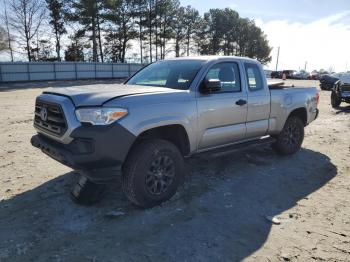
244,63 -> 270,138
196,61 -> 248,150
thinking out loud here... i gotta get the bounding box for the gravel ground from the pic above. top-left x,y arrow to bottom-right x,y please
0,79 -> 349,262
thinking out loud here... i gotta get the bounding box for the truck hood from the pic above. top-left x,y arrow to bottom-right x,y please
44,84 -> 180,107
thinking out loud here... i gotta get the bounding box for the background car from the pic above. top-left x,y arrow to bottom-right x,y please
308,70 -> 320,80
282,70 -> 296,79
292,70 -> 310,80
319,74 -> 339,90
271,71 -> 283,79
331,80 -> 350,107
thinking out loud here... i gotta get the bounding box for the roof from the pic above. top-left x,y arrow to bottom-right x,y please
163,55 -> 258,63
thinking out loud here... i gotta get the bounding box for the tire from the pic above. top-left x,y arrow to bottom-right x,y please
272,116 -> 305,155
122,139 -> 185,208
331,90 -> 341,108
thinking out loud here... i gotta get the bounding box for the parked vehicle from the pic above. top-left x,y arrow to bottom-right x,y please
334,72 -> 350,84
31,56 -> 319,208
319,74 -> 339,90
308,70 -> 320,80
282,70 -> 296,79
271,71 -> 283,79
331,80 -> 350,108
292,70 -> 310,80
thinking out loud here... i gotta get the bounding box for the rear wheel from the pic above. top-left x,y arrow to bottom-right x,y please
122,139 -> 184,208
331,90 -> 341,108
272,116 -> 304,155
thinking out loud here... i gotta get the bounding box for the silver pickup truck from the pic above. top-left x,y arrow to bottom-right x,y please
31,56 -> 319,207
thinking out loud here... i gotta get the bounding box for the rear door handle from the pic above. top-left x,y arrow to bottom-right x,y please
235,99 -> 247,106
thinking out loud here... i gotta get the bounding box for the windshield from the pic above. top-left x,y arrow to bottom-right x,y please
126,60 -> 204,90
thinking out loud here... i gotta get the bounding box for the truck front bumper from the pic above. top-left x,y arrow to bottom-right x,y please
31,123 -> 136,182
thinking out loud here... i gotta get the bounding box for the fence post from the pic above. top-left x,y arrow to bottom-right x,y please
128,64 -> 131,77
54,62 -> 57,80
0,64 -> 2,82
27,63 -> 31,81
95,62 -> 97,79
75,62 -> 78,80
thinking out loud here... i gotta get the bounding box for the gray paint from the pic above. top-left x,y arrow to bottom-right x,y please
33,56 -> 319,156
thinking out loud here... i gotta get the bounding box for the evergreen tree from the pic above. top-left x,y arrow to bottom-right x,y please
66,0 -> 104,62
65,32 -> 85,61
103,0 -> 138,63
46,0 -> 66,61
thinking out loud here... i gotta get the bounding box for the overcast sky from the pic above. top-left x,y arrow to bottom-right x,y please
181,0 -> 350,72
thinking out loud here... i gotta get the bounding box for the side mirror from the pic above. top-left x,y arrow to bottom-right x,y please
200,79 -> 222,93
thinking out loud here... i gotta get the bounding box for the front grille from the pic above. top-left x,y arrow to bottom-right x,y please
34,100 -> 67,137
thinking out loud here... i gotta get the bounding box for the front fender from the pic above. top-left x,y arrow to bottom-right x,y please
118,102 -> 198,153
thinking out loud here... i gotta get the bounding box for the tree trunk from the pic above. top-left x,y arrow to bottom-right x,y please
139,16 -> 143,64
4,4 -> 14,62
149,0 -> 152,62
54,25 -> 61,61
175,37 -> 180,57
97,13 -> 104,63
92,16 -> 98,62
121,22 -> 127,63
154,1 -> 158,61
162,15 -> 166,59
122,40 -> 127,63
26,38 -> 31,61
186,35 -> 190,56
23,3 -> 31,62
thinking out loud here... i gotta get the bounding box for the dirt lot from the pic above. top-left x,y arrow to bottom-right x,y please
0,79 -> 349,262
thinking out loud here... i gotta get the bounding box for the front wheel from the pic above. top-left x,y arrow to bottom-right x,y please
272,116 -> 305,155
122,139 -> 185,208
331,90 -> 341,108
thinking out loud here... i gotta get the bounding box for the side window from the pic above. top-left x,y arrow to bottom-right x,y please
245,63 -> 264,91
205,62 -> 241,92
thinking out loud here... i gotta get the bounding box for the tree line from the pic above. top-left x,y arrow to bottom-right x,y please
0,0 -> 272,64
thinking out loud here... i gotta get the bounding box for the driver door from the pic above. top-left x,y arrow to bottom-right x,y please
197,62 -> 248,150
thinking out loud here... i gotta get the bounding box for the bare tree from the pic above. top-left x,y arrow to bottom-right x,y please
9,0 -> 46,61
2,1 -> 15,61
0,26 -> 9,52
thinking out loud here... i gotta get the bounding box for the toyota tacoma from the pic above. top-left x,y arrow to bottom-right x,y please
31,56 -> 319,208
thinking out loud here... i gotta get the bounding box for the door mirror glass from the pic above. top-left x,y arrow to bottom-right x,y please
201,79 -> 222,93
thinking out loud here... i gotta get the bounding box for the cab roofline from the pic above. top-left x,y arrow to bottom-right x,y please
158,55 -> 258,63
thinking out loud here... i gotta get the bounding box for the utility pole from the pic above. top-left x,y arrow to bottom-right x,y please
275,46 -> 280,71
304,61 -> 307,71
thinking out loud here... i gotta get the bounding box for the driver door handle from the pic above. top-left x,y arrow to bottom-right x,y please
235,99 -> 247,106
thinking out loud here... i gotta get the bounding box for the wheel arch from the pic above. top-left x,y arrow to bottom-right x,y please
126,124 -> 191,158
287,107 -> 307,126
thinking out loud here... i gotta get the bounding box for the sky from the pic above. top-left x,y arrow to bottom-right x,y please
181,0 -> 350,72
1,0 -> 349,72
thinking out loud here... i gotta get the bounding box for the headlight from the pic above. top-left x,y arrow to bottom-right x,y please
75,107 -> 128,125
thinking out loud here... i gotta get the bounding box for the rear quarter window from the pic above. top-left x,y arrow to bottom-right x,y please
244,63 -> 264,91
